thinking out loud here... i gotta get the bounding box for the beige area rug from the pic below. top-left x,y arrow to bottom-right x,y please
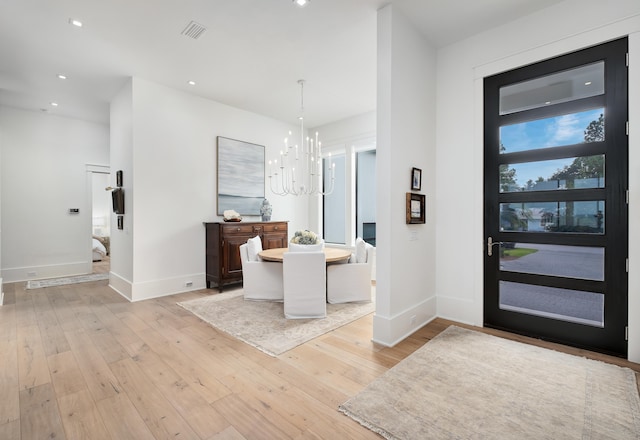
340,325 -> 640,440
177,290 -> 375,357
26,273 -> 109,289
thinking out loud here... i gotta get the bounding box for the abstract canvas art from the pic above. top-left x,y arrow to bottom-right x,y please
217,136 -> 265,215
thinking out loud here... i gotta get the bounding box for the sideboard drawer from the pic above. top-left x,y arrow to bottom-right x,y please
221,224 -> 255,235
263,223 -> 285,233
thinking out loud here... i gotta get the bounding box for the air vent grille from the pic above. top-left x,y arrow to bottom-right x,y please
181,21 -> 206,39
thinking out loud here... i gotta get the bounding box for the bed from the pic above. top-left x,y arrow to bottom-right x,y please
92,236 -> 109,261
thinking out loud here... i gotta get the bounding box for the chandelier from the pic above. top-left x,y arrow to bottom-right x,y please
268,80 -> 335,196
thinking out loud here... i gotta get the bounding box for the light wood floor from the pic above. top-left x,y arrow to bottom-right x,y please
92,256 -> 110,275
0,280 -> 638,440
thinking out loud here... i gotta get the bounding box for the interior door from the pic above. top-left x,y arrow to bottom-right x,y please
483,38 -> 628,357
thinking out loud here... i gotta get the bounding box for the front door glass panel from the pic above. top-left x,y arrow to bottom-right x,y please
500,155 -> 604,193
500,243 -> 604,280
499,62 -> 604,115
499,201 -> 604,234
499,281 -> 604,327
499,108 -> 604,154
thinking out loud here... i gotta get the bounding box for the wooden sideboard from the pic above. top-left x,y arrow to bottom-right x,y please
204,221 -> 288,291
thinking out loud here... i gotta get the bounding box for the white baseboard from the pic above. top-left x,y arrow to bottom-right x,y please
2,261 -> 92,283
108,271 -> 207,302
372,295 -> 437,346
108,271 -> 133,301
436,294 -> 482,327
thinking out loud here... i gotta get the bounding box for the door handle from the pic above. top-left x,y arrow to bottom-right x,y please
487,236 -> 501,257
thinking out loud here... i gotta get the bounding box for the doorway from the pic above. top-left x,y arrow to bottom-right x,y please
89,168 -> 111,275
483,38 -> 628,357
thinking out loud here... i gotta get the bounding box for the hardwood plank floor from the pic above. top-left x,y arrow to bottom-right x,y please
0,280 -> 638,439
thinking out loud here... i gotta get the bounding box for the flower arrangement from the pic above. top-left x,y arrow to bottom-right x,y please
290,229 -> 319,245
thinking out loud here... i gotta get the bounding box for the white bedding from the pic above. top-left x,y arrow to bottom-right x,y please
93,238 -> 107,261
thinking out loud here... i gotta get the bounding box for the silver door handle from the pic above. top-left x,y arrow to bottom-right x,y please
487,236 -> 501,257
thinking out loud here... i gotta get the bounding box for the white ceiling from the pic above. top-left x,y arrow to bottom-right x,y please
0,0 -> 565,127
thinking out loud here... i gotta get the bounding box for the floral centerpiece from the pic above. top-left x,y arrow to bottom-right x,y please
291,230 -> 319,245
289,230 -> 323,252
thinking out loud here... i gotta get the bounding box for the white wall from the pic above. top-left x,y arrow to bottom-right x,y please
434,0 -> 640,362
0,106 -> 109,282
110,77 -> 307,301
0,119 -> 3,303
311,111 -> 376,245
109,80 -> 134,298
374,5 -> 438,346
312,111 -> 376,147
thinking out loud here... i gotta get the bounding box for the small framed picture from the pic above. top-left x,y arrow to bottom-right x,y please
411,167 -> 422,191
406,193 -> 425,224
116,170 -> 123,187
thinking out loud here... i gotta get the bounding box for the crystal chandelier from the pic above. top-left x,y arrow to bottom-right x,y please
268,80 -> 335,196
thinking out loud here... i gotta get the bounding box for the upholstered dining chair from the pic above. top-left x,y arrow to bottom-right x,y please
283,251 -> 327,319
239,243 -> 284,301
326,238 -> 374,304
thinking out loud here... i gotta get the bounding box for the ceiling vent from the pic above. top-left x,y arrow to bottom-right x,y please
181,21 -> 206,39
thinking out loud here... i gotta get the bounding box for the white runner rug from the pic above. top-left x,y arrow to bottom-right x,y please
26,273 -> 109,289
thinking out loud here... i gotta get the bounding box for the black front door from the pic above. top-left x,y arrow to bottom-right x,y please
483,38 -> 629,357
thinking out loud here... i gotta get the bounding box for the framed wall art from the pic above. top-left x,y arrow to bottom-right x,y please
411,167 -> 422,191
406,192 -> 425,224
217,136 -> 265,216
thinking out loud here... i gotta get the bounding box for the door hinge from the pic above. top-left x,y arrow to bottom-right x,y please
626,121 -> 629,136
625,326 -> 628,341
626,52 -> 629,67
626,189 -> 630,204
626,258 -> 629,273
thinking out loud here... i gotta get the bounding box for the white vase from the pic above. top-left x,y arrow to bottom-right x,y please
289,241 -> 324,252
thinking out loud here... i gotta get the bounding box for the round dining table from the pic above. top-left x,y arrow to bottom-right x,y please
258,247 -> 352,263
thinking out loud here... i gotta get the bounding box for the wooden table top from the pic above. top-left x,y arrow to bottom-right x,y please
258,247 -> 352,263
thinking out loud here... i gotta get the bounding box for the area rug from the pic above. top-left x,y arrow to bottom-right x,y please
339,325 -> 640,440
177,290 -> 375,356
26,273 -> 109,289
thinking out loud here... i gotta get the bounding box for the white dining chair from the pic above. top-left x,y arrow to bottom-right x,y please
326,238 -> 374,304
239,243 -> 284,301
283,251 -> 327,319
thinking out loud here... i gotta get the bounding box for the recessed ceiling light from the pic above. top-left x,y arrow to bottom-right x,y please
50,102 -> 59,107
57,74 -> 67,80
293,0 -> 310,7
69,18 -> 83,27
188,80 -> 196,86
585,81 -> 592,86
545,101 -> 551,105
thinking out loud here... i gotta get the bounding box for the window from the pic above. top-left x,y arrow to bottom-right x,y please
322,145 -> 376,246
323,154 -> 346,244
357,150 -> 376,246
